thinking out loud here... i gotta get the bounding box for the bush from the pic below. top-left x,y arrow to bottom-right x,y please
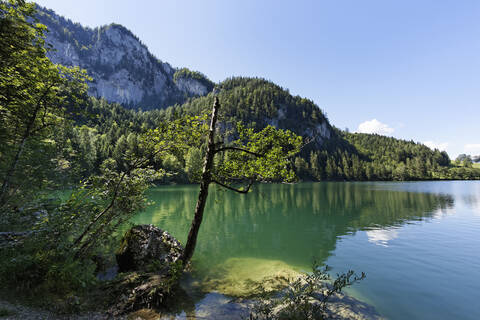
249,261 -> 365,320
0,243 -> 96,295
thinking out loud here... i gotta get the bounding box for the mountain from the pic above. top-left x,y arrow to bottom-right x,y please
35,6 -> 214,109
33,5 -> 480,182
34,5 -> 333,142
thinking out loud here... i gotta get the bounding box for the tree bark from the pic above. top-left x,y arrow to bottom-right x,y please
181,97 -> 220,263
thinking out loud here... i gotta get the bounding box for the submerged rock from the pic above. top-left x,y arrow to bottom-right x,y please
196,257 -> 384,319
116,224 -> 183,273
200,257 -> 302,297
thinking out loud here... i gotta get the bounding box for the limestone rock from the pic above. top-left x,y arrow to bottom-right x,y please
35,7 -> 213,109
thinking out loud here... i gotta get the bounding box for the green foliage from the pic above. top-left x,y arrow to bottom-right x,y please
250,261 -> 365,320
43,159 -> 158,259
0,0 -> 90,207
50,78 -> 479,184
0,158 -> 156,298
178,77 -> 330,136
0,241 -> 96,295
455,154 -> 474,168
215,124 -> 302,183
299,131 -> 480,181
185,147 -> 203,182
335,132 -> 480,180
463,157 -> 473,168
143,112 -> 209,160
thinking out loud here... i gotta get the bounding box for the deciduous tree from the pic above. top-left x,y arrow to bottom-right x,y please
0,0 -> 89,206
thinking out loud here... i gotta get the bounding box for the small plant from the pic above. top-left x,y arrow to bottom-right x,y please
249,260 -> 365,320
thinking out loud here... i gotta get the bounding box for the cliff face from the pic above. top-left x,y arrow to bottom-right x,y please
36,6 -> 213,109
35,6 -> 332,144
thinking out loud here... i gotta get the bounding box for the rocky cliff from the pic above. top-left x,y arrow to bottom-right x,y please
36,6 -> 214,109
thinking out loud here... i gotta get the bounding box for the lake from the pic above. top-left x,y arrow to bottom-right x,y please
131,181 -> 480,319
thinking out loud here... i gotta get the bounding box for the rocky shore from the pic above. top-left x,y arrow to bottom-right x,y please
0,225 -> 384,319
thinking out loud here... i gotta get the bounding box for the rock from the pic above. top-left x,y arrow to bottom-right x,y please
116,224 -> 184,273
200,257 -> 303,297
107,272 -> 173,316
108,225 -> 185,315
35,7 -> 213,109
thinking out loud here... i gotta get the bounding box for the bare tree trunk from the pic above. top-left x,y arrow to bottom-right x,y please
181,97 -> 220,264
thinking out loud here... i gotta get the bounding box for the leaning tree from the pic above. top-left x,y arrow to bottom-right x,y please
162,97 -> 302,263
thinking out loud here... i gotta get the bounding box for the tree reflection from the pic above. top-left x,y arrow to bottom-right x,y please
131,182 -> 454,271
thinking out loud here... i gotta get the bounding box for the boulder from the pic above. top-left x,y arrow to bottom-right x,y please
109,225 -> 185,315
116,224 -> 183,273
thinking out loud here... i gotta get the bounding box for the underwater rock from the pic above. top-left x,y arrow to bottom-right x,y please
200,257 -> 303,297
116,224 -> 183,273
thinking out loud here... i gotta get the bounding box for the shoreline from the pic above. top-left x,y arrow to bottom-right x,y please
0,291 -> 383,320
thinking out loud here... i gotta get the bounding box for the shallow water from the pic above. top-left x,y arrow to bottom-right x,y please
131,181 -> 480,319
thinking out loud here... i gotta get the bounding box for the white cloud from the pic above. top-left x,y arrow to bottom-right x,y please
464,144 -> 480,154
357,119 -> 394,135
424,141 -> 449,151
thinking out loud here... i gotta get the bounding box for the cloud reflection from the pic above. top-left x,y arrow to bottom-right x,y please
366,228 -> 399,247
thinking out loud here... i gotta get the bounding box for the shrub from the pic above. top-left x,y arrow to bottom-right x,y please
249,261 -> 365,320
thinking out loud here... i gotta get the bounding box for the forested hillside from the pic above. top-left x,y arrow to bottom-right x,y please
57,76 -> 332,184
62,87 -> 480,184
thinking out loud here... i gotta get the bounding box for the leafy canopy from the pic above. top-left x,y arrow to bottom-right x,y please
144,112 -> 302,186
0,0 -> 90,206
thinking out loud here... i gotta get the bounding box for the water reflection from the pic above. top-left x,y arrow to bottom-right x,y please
127,182 -> 480,320
131,182 -> 454,273
366,228 -> 399,247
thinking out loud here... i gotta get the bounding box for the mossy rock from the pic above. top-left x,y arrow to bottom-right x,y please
116,224 -> 183,273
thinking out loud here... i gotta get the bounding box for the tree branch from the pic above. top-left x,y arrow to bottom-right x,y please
215,146 -> 264,157
30,122 -> 55,135
72,170 -> 128,249
211,179 -> 254,194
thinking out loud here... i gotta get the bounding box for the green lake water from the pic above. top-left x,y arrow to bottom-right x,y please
131,181 -> 480,319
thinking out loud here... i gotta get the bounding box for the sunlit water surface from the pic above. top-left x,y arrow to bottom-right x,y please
130,181 -> 480,320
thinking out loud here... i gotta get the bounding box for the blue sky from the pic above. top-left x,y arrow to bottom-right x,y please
34,0 -> 480,158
